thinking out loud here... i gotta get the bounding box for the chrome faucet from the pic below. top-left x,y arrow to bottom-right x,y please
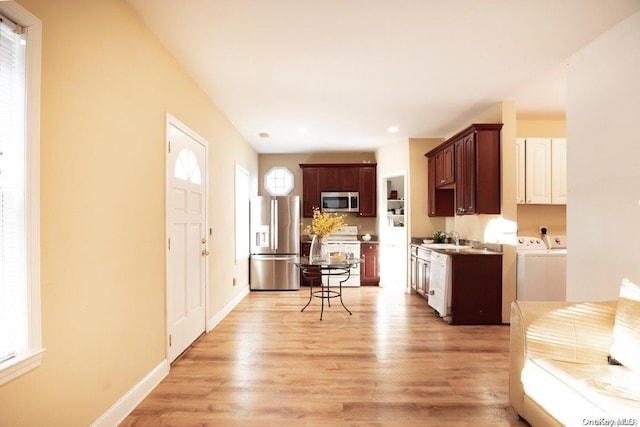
452,231 -> 460,246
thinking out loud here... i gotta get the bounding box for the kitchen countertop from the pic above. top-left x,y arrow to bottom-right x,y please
411,242 -> 502,256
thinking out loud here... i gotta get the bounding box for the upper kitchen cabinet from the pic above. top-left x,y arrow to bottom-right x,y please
426,123 -> 502,216
434,144 -> 454,187
301,166 -> 321,217
427,155 -> 455,217
320,166 -> 358,191
299,163 -> 377,217
358,165 -> 377,217
516,137 -> 567,205
550,138 -> 567,204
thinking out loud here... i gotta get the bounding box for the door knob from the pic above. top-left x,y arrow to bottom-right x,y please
202,249 -> 210,256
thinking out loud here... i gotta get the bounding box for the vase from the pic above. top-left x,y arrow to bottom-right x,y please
309,235 -> 325,262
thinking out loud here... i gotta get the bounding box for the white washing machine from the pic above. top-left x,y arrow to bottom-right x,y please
516,235 -> 567,301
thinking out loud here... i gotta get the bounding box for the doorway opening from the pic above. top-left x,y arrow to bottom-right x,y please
379,172 -> 409,293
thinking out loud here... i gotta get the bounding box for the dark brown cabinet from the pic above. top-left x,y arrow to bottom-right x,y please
425,123 -> 502,216
360,242 -> 380,285
449,253 -> 502,325
320,167 -> 358,191
301,167 -> 321,217
427,156 -> 454,217
357,165 -> 376,217
435,145 -> 454,187
300,241 -> 321,286
300,163 -> 377,217
454,134 -> 476,215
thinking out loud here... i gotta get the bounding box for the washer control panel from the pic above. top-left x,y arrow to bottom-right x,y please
544,235 -> 567,249
517,236 -> 547,250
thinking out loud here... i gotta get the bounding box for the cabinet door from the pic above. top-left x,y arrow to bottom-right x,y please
454,136 -> 475,215
360,243 -> 379,285
358,166 -> 376,217
516,138 -> 526,204
410,255 -> 417,292
320,167 -> 358,191
450,255 -> 502,325
428,155 -> 454,217
299,242 -> 321,286
551,138 -> 567,204
434,146 -> 454,187
302,167 -> 320,217
525,138 -> 552,204
421,259 -> 430,296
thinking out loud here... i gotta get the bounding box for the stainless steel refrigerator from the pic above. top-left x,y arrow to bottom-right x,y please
250,196 -> 300,290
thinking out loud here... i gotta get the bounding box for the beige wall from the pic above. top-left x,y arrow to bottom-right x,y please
408,138 -> 446,238
0,1 -> 257,426
516,118 -> 566,138
517,205 -> 566,236
566,11 -> 640,300
515,118 -> 568,236
258,152 -> 378,236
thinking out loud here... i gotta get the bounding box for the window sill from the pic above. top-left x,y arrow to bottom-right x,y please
0,348 -> 45,386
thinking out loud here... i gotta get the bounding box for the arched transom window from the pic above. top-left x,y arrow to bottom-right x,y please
174,148 -> 202,184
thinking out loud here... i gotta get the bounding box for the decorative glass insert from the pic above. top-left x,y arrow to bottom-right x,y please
174,148 -> 201,184
264,167 -> 293,196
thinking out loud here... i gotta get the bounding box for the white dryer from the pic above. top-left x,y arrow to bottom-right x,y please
516,235 -> 567,301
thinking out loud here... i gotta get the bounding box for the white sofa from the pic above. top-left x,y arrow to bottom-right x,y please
510,279 -> 640,426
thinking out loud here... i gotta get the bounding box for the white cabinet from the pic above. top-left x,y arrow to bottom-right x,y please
551,138 -> 567,204
516,137 -> 567,205
515,138 -> 526,204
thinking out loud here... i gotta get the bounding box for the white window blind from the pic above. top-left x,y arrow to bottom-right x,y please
0,14 -> 28,364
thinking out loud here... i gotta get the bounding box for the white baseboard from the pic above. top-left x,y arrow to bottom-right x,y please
92,288 -> 248,426
207,285 -> 250,332
91,359 -> 169,427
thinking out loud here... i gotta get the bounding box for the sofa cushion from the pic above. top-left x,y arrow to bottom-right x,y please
522,358 -> 640,425
610,278 -> 640,373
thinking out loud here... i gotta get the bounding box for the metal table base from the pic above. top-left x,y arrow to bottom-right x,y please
299,264 -> 355,321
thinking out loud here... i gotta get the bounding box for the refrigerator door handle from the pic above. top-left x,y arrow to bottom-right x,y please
252,255 -> 296,261
269,199 -> 275,250
273,199 -> 279,250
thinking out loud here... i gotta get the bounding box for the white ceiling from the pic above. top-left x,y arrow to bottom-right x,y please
126,0 -> 640,153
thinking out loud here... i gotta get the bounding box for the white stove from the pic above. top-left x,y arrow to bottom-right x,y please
323,226 -> 361,287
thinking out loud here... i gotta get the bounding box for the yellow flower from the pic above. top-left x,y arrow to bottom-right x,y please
304,208 -> 346,237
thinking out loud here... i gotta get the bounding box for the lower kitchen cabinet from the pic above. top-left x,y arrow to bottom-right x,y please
410,245 -> 430,297
360,242 -> 380,285
299,241 -> 321,286
449,254 -> 502,325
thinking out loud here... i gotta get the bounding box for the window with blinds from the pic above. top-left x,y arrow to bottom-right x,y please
0,4 -> 42,385
0,13 -> 28,365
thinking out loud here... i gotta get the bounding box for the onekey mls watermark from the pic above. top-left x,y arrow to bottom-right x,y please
582,418 -> 638,426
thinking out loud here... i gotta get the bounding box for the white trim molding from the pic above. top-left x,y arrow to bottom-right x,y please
90,360 -> 169,427
207,286 -> 249,332
0,0 -> 44,387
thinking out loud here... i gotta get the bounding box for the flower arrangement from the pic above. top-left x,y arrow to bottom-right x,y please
433,231 -> 447,243
304,208 -> 346,237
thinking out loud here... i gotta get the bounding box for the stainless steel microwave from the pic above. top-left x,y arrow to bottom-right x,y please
321,192 -> 359,213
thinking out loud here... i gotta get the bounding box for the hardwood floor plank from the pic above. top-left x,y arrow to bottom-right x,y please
121,287 -> 527,426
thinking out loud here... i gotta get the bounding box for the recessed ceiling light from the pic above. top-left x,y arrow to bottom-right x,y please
298,127 -> 308,133
388,126 -> 399,133
258,132 -> 270,138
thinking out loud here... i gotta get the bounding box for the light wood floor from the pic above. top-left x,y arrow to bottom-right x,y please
121,286 -> 528,426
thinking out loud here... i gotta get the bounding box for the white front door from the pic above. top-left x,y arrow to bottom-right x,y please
166,117 -> 208,363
